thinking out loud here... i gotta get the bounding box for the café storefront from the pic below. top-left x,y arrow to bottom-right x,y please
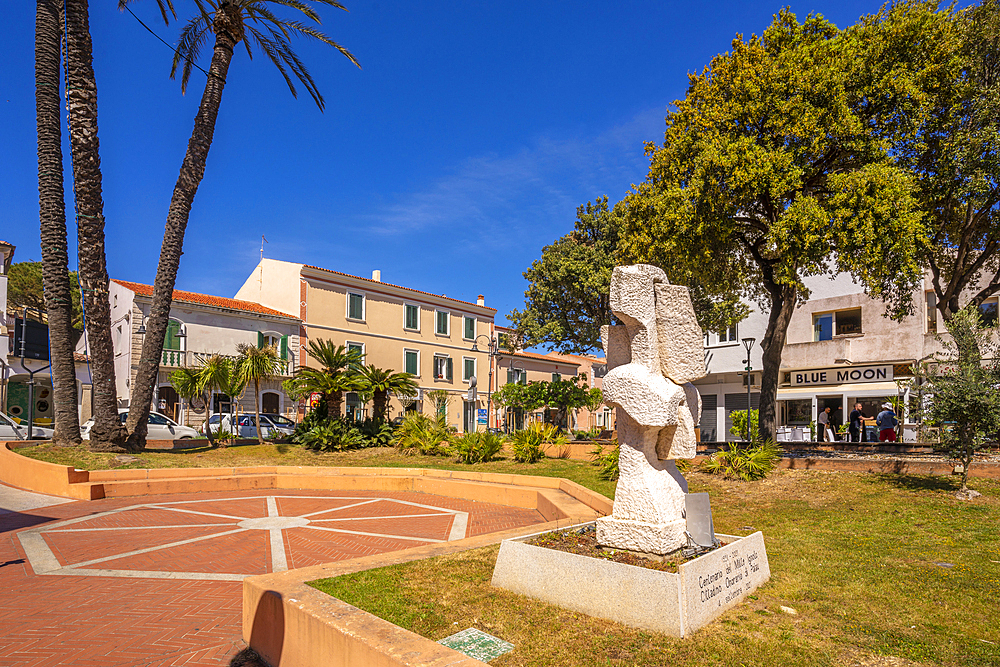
776,363 -> 914,440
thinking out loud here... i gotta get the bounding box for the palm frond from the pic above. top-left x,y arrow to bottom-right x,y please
119,0 -> 177,24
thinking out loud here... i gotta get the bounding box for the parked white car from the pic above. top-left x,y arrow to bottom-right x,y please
0,412 -> 54,440
81,409 -> 200,441
203,413 -> 295,439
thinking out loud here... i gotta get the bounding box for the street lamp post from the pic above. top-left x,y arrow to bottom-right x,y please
471,334 -> 499,432
16,308 -> 52,441
741,337 -> 756,442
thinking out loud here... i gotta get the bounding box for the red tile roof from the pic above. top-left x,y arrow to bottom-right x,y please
0,240 -> 12,246
302,264 -> 497,313
112,280 -> 298,319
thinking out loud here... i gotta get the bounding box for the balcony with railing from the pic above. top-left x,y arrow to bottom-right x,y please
159,349 -> 293,376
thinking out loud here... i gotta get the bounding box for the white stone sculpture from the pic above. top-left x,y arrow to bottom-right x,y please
596,264 -> 706,555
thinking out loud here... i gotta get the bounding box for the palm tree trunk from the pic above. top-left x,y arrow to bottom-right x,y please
203,391 -> 217,447
253,377 -> 264,446
126,20 -> 238,450
63,0 -> 126,452
36,0 -> 81,446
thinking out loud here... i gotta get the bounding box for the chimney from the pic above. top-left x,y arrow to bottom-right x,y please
477,294 -> 485,306
372,270 -> 381,282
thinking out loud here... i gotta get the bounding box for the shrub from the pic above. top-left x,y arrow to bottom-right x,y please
589,440 -> 619,481
357,418 -> 395,448
299,419 -> 367,451
701,439 -> 780,481
728,409 -> 760,443
511,423 -> 564,463
452,432 -> 505,464
393,412 -> 452,456
572,427 -> 602,441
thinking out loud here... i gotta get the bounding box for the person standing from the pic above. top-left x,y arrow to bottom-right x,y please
818,406 -> 835,442
876,402 -> 898,442
849,403 -> 866,442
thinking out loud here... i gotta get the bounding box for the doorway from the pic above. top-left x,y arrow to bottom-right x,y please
817,395 -> 844,441
158,385 -> 179,422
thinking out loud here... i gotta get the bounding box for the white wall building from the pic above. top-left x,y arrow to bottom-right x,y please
91,280 -> 301,426
693,271 -> 975,441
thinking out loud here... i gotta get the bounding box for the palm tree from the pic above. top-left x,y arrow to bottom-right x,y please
360,365 -> 418,422
63,0 -> 127,451
169,366 -> 211,439
286,340 -> 364,417
198,354 -> 246,445
36,0 -> 81,446
236,342 -> 285,445
125,0 -> 360,450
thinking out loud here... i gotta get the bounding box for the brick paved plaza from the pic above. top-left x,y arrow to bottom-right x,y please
0,488 -> 545,666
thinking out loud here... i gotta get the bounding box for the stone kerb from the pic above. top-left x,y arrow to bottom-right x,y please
491,525 -> 771,638
243,519 -> 599,667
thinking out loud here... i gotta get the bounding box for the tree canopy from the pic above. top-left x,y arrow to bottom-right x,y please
508,197 -> 746,354
618,8 -> 933,439
6,261 -> 82,330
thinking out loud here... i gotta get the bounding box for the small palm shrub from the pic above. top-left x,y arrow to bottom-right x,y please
393,412 -> 452,456
702,439 -> 780,481
299,419 -> 367,451
511,423 -> 565,463
590,440 -> 620,481
572,427 -> 602,441
357,418 -> 395,448
452,432 -> 505,464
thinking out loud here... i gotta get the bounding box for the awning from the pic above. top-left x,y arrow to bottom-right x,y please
776,381 -> 902,401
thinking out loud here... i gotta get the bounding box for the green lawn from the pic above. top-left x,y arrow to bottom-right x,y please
17,442 -> 1000,665
310,470 -> 1000,667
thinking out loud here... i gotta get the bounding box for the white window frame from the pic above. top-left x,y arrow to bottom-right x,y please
463,315 -> 476,341
435,309 -> 450,336
463,356 -> 476,382
433,354 -> 453,381
346,291 -> 366,322
346,340 -> 365,358
404,348 -> 420,377
404,303 -> 420,332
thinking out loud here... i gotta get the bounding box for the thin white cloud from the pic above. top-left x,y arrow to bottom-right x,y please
360,106 -> 666,237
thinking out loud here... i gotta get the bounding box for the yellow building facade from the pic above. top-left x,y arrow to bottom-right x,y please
236,259 -> 495,431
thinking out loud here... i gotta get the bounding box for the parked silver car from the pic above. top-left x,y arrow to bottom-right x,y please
0,412 -> 54,440
81,409 -> 199,441
203,413 -> 295,439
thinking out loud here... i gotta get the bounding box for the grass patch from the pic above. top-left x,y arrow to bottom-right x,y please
310,470 -> 1000,667
15,443 -> 617,499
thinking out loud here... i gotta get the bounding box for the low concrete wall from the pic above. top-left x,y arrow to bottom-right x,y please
0,442 -> 95,499
243,518 -> 590,667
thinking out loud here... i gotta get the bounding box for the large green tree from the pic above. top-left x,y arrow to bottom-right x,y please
7,262 -> 82,331
125,0 -> 360,449
881,1 -> 1000,323
509,197 -> 746,354
619,10 -> 930,441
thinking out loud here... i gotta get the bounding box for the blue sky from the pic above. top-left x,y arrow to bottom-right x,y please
2,0 -> 895,328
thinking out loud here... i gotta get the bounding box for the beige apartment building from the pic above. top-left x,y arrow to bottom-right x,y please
236,259 -> 496,431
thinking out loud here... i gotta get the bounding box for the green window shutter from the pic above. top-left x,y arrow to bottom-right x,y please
279,335 -> 288,360
164,320 -> 181,350
507,370 -> 514,384
552,373 -> 561,382
405,351 -> 418,375
258,331 -> 265,349
446,358 -> 453,381
520,372 -> 527,386
464,317 -> 475,339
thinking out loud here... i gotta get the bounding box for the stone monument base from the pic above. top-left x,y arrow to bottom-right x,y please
595,516 -> 686,555
492,523 -> 770,638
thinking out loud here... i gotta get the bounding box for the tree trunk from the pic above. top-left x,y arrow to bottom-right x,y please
63,0 -> 126,452
374,390 -> 387,422
758,284 -> 798,444
203,391 -> 217,447
125,20 -> 238,450
36,0 -> 81,446
253,377 -> 264,446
